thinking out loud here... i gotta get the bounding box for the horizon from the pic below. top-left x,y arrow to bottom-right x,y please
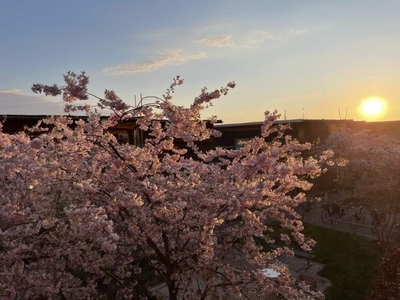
3,113 -> 398,126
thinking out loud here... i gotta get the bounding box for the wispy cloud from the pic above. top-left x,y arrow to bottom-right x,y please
196,36 -> 233,48
239,31 -> 276,48
195,29 -> 306,50
288,29 -> 306,35
0,88 -> 23,95
103,50 -> 207,75
241,29 -> 306,48
0,92 -> 66,115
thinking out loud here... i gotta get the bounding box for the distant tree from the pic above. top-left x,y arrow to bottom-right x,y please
0,72 -> 332,299
322,129 -> 400,242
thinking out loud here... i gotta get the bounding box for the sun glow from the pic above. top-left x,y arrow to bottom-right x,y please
360,97 -> 386,118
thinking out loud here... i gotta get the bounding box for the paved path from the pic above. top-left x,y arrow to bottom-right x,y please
303,199 -> 400,241
150,257 -> 331,299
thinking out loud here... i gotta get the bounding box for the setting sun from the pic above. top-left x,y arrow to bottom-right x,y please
360,97 -> 386,118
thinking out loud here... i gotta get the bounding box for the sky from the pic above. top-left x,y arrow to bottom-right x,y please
1,0 -> 400,124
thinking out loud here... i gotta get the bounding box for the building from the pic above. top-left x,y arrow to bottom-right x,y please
3,115 -> 400,150
214,119 -> 400,149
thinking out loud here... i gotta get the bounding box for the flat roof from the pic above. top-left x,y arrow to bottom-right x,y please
215,119 -> 356,128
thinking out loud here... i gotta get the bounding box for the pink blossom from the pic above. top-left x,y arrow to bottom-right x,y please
30,138 -> 43,150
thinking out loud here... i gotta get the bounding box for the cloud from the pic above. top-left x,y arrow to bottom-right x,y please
102,50 -> 207,75
240,31 -> 276,48
196,36 -> 233,48
194,31 -> 277,50
288,29 -> 306,35
0,92 -> 66,115
0,88 -> 23,95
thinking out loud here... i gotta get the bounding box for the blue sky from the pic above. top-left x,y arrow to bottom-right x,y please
1,0 -> 400,123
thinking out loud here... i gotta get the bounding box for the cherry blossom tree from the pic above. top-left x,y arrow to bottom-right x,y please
322,129 -> 400,242
0,72 -> 332,299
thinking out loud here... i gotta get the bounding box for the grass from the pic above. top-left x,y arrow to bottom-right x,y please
262,222 -> 382,299
303,224 -> 382,300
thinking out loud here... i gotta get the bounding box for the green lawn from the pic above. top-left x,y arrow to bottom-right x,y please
262,222 -> 382,299
303,224 -> 382,300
